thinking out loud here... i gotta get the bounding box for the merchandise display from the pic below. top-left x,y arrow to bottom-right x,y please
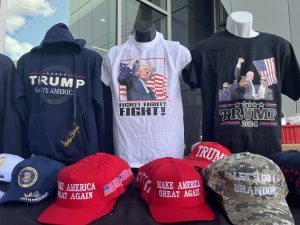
0,5 -> 300,224
15,23 -> 105,164
38,153 -> 133,225
137,157 -> 214,223
183,11 -> 300,156
0,154 -> 299,224
101,27 -> 191,168
202,152 -> 295,225
0,156 -> 65,203
0,153 -> 24,182
184,141 -> 231,169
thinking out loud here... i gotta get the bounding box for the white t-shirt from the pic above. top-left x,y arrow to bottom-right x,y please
101,32 -> 191,167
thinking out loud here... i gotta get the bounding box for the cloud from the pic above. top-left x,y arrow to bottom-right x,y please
5,35 -> 33,61
5,15 -> 26,34
6,0 -> 56,34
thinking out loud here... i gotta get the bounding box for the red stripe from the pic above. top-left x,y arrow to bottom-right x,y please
152,77 -> 166,81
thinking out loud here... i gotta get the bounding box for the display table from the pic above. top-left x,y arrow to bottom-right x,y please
0,181 -> 299,225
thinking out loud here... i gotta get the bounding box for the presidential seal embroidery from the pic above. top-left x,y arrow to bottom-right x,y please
18,167 -> 38,187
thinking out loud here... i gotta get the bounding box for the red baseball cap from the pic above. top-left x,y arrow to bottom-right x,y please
185,142 -> 231,169
141,158 -> 215,223
38,154 -> 133,225
136,157 -> 172,190
82,153 -> 134,187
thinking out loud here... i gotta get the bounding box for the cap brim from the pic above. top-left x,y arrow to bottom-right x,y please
184,158 -> 209,169
149,202 -> 215,223
222,196 -> 295,225
37,198 -> 117,225
0,178 -> 11,182
0,189 -> 51,204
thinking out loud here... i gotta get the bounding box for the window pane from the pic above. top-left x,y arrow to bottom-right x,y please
122,0 -> 167,43
70,0 -> 117,55
145,0 -> 167,10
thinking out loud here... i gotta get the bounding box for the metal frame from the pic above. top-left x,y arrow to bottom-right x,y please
139,0 -> 168,15
117,0 -> 122,45
213,0 -> 218,33
116,0 -> 172,44
166,0 -> 171,40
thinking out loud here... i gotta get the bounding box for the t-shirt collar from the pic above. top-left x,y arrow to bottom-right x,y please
127,31 -> 163,47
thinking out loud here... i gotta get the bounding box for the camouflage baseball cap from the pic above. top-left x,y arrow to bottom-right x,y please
202,152 -> 295,225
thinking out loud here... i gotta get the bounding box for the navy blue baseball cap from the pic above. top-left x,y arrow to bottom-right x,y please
0,156 -> 65,203
269,150 -> 300,196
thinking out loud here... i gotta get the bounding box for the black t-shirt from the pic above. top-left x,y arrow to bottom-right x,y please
183,30 -> 300,156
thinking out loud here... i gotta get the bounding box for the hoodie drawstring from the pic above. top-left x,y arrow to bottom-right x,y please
38,52 -> 46,107
73,53 -> 77,121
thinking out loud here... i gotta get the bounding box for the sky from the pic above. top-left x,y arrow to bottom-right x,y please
4,0 -> 70,61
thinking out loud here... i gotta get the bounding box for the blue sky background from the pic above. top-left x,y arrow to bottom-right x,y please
5,0 -> 70,60
14,0 -> 70,46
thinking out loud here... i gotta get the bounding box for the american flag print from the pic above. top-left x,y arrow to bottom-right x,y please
253,57 -> 277,86
119,58 -> 168,101
104,168 -> 133,196
118,168 -> 133,183
147,73 -> 168,100
103,183 -> 115,196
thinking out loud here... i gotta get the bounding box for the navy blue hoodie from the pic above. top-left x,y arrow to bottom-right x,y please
0,54 -> 28,157
15,23 -> 104,164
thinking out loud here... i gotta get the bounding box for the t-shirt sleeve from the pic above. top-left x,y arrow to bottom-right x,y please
101,52 -> 112,86
281,43 -> 300,101
182,48 -> 201,89
176,43 -> 191,72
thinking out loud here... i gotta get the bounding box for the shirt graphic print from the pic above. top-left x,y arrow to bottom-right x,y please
218,57 -> 278,128
118,58 -> 167,117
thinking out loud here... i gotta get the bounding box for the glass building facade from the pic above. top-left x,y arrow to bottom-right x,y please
69,0 -> 170,55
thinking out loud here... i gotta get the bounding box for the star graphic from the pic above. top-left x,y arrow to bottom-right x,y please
259,102 -> 265,108
242,101 -> 247,108
253,102 -> 258,108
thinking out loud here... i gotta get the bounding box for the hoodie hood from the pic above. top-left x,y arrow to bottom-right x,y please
32,23 -> 85,52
